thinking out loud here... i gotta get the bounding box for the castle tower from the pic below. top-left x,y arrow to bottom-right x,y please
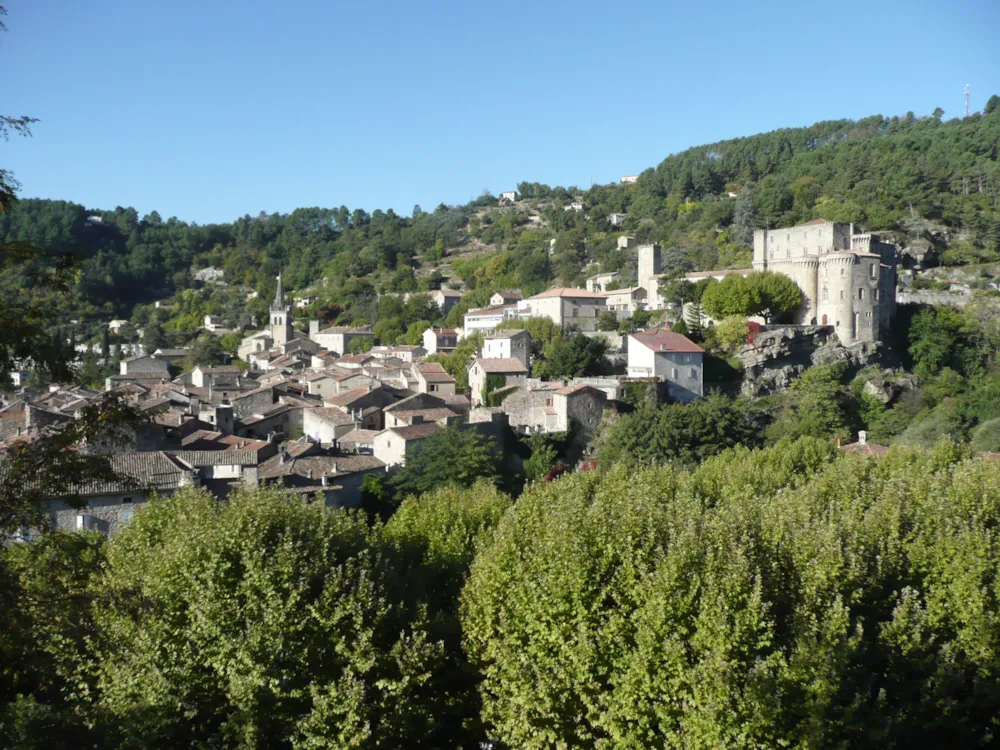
637,243 -> 662,289
270,273 -> 293,347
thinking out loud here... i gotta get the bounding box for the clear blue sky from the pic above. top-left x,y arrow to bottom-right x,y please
3,0 -> 998,224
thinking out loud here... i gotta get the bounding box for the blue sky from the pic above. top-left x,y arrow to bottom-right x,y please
3,0 -> 998,224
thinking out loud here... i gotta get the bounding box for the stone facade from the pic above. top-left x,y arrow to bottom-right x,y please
752,219 -> 897,344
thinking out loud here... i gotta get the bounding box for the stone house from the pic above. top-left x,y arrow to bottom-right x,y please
605,286 -> 647,313
517,288 -> 608,332
474,382 -> 607,436
373,422 -> 444,469
303,406 -> 359,445
410,363 -> 457,395
608,212 -> 628,227
427,289 -> 464,315
302,372 -> 341,399
468,358 -> 530,406
490,291 -> 523,307
308,324 -> 375,356
585,271 -> 620,293
422,327 -> 459,355
120,355 -> 171,377
11,451 -> 197,538
258,451 -> 386,508
336,428 -> 379,455
627,327 -> 704,403
499,190 -> 518,205
482,329 -> 530,368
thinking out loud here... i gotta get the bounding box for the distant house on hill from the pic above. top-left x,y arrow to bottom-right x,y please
627,327 -> 704,403
499,191 -> 518,205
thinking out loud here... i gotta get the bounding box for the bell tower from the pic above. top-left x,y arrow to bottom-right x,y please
270,273 -> 293,347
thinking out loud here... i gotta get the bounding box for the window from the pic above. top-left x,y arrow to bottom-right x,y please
545,397 -> 553,407
682,354 -> 690,363
874,289 -> 879,300
803,231 -> 808,239
787,233 -> 791,241
822,287 -> 828,301
840,268 -> 845,278
866,311 -> 872,318
858,289 -> 865,300
786,248 -> 790,259
690,367 -> 697,379
671,368 -> 678,379
870,264 -> 877,278
769,250 -> 774,260
840,290 -> 845,300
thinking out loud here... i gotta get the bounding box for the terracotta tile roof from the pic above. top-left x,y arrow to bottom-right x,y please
630,328 -> 704,354
471,357 -> 530,374
799,218 -> 832,226
529,287 -> 608,300
841,442 -> 890,457
324,386 -> 381,407
335,354 -> 375,365
259,453 -> 384,479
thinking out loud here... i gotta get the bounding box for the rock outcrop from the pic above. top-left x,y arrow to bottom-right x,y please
737,325 -> 884,397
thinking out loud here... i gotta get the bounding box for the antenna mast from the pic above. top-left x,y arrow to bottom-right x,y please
965,83 -> 970,117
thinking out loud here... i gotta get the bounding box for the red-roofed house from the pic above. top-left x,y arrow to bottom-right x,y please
627,327 -> 704,402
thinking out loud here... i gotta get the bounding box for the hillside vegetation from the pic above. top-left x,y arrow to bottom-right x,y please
2,101 -> 999,343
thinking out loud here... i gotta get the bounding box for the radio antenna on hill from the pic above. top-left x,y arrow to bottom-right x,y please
965,83 -> 970,117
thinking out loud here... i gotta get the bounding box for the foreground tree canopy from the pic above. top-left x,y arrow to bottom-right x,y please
9,440 -> 1000,746
463,438 -> 1000,748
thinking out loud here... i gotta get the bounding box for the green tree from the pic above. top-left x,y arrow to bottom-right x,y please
85,486 -> 456,747
391,426 -> 501,497
597,311 -> 618,331
463,438 -> 1000,748
534,333 -> 607,380
701,272 -> 802,323
188,332 -> 224,366
140,319 -> 167,353
766,362 -> 854,442
348,336 -> 373,354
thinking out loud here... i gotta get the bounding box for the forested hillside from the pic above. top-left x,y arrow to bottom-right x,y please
2,101 -> 999,341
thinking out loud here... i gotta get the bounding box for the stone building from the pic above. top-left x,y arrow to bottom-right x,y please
468,358 -> 530,405
752,219 -> 897,344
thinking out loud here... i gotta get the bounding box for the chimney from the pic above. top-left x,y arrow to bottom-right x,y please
858,430 -> 868,445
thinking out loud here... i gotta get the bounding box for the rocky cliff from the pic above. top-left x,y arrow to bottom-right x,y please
738,325 -> 884,397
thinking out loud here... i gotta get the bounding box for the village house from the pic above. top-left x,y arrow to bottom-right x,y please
295,295 -> 317,309
627,327 -> 704,403
336,428 -> 379,455
489,290 -> 523,307
302,407 -> 359,445
468,357 -> 530,406
427,289 -> 464,315
204,315 -> 224,331
258,449 -> 385,508
410,362 -> 457,395
585,271 -> 620,293
383,393 -> 461,429
605,286 -> 647,313
621,175 -> 638,184
464,304 -> 518,333
482,329 -> 530,368
608,212 -> 628,227
498,190 -> 518,205
517,288 -> 608,332
120,355 -> 171,377
9,451 -> 198,539
373,422 -> 444,469
472,382 -> 607,437
307,323 -> 375,356
422,327 -> 459,355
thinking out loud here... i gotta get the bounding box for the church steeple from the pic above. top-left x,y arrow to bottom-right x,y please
271,273 -> 287,312
269,272 -> 293,347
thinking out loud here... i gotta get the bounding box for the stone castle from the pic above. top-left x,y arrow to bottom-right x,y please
636,218 -> 898,345
752,219 -> 897,344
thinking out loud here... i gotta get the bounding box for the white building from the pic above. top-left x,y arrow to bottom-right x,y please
204,315 -> 223,331
499,191 -> 518,205
608,212 -> 628,227
627,327 -> 704,403
422,327 -> 459,355
464,304 -> 518,333
621,175 -> 638,184
482,329 -> 530,368
295,296 -> 317,309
